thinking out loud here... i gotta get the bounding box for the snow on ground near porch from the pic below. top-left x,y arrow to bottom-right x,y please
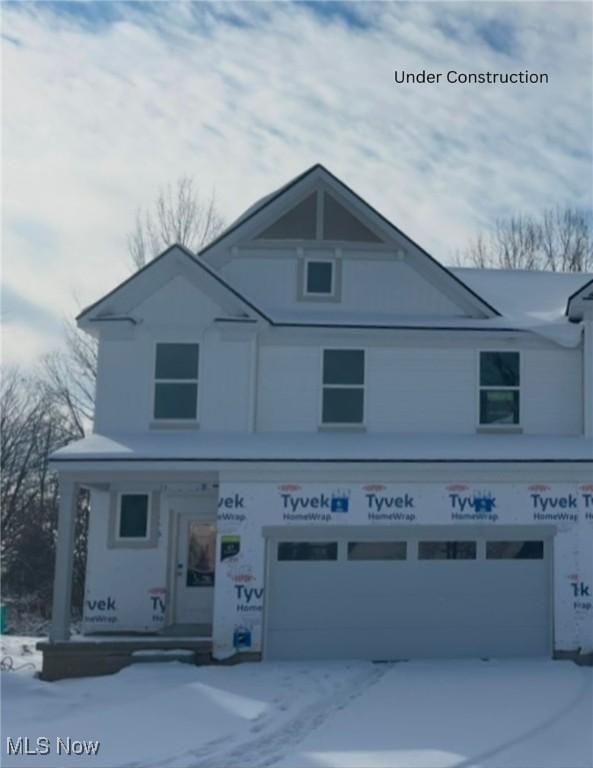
1,635 -> 43,675
2,648 -> 592,768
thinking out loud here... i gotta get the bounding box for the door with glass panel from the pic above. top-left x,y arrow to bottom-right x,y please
174,514 -> 216,628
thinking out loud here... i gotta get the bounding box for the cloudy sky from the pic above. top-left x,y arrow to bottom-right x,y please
2,1 -> 592,366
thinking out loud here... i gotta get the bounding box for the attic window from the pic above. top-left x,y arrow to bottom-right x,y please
305,259 -> 334,296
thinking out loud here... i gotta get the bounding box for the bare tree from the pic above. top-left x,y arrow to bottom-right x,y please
0,369 -> 47,549
458,206 -> 593,272
128,176 -> 225,270
40,175 -> 224,435
1,366 -> 87,616
3,175 -> 225,627
541,207 -> 592,272
41,320 -> 97,437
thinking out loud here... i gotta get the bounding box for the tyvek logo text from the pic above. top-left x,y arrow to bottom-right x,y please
279,488 -> 349,521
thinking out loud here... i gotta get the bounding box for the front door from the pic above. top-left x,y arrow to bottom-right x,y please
174,513 -> 216,628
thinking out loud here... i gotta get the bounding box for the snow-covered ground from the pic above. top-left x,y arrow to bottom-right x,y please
1,635 -> 43,674
1,641 -> 592,768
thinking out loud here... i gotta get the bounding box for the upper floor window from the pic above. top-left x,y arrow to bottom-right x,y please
322,349 -> 365,425
305,259 -> 334,297
154,343 -> 199,420
479,351 -> 520,426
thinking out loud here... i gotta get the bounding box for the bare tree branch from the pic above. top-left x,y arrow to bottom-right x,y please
127,175 -> 225,270
40,319 -> 97,437
459,205 -> 593,272
1,365 -> 89,614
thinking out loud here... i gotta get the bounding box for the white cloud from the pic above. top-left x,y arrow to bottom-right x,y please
1,320 -> 62,368
2,2 -> 591,364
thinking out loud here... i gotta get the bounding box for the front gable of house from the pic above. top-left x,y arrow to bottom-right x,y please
202,165 -> 499,321
77,167 -> 503,338
77,245 -> 267,337
130,274 -> 225,329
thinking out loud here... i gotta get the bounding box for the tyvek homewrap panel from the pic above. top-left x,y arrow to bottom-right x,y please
83,490 -> 170,633
212,481 -> 593,659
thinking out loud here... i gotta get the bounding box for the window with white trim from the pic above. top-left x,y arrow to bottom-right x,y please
154,343 -> 199,420
305,259 -> 334,296
117,494 -> 150,540
322,349 -> 365,425
479,351 -> 520,425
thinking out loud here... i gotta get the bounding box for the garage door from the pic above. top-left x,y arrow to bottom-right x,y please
264,529 -> 551,660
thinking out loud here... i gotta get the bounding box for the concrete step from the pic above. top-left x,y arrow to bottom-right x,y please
130,649 -> 197,664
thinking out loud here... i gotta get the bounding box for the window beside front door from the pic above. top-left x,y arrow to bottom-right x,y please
321,349 -> 365,426
116,493 -> 150,540
479,351 -> 520,426
154,343 -> 199,421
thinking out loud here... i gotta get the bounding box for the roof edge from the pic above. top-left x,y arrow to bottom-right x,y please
76,243 -> 272,324
50,456 -> 593,465
565,276 -> 593,318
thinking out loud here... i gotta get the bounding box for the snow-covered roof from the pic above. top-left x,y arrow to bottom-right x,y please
75,160 -> 592,349
247,268 -> 592,346
453,268 -> 592,322
450,268 -> 593,347
51,431 -> 593,464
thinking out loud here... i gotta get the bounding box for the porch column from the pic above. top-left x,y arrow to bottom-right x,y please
49,477 -> 79,642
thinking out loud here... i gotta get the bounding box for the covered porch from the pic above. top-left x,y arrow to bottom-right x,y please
43,465 -> 224,680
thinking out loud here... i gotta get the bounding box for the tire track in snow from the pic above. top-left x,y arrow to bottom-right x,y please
191,662 -> 393,768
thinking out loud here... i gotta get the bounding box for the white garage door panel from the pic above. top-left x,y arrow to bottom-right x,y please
266,624 -> 548,660
265,536 -> 550,660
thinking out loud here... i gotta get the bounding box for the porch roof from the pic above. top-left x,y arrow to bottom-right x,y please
50,431 -> 593,465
